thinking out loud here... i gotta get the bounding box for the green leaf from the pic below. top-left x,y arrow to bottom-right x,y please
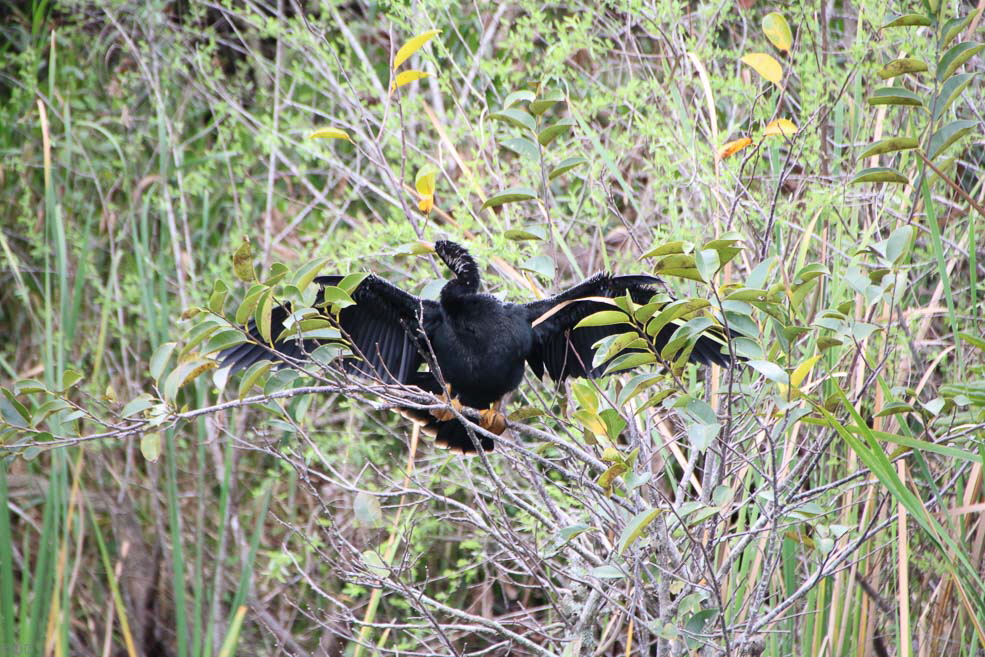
209,279 -> 229,314
548,156 -> 588,180
866,88 -> 923,107
294,256 -> 332,292
361,550 -> 389,579
695,249 -> 720,282
235,284 -> 268,325
937,42 -> 985,81
762,12 -> 793,52
849,167 -> 909,184
501,137 -> 539,160
537,117 -> 574,146
877,58 -> 928,79
354,491 -> 383,528
255,289 -> 274,344
618,507 -> 663,554
927,119 -> 977,159
932,72 -> 975,120
393,29 -> 441,69
140,433 -> 161,462
941,15 -> 974,49
504,225 -> 547,241
0,389 -> 30,428
885,225 -> 914,264
61,369 -> 84,391
519,255 -> 555,279
231,237 -> 255,282
481,186 -> 539,209
503,90 -> 535,108
642,241 -> 694,258
149,342 -> 177,382
201,329 -> 247,355
881,14 -> 933,28
530,90 -> 564,115
857,137 -> 919,159
576,310 -> 630,329
590,565 -> 625,579
747,359 -> 789,383
490,108 -> 536,132
121,393 -> 157,418
238,360 -> 274,399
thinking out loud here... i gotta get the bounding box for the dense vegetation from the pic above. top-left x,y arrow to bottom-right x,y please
1,1 -> 983,656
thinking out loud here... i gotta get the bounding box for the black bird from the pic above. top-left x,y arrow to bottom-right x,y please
219,241 -> 732,452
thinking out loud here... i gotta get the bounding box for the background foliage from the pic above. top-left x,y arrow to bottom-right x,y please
1,0 -> 984,656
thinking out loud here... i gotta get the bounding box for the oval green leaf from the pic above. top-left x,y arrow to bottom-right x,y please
481,186 -> 539,209
881,14 -> 933,28
490,108 -> 536,132
857,137 -> 919,160
548,156 -> 588,180
849,167 -> 910,184
866,88 -> 923,107
503,90 -> 535,108
942,15 -> 974,49
927,119 -> 977,159
932,72 -> 975,120
504,225 -> 547,241
878,58 -> 928,79
530,90 -> 565,115
575,310 -> 631,329
537,117 -> 574,146
618,508 -> 663,554
937,42 -> 985,81
232,237 -> 255,282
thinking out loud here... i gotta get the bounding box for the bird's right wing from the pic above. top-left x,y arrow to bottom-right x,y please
220,274 -> 439,384
522,273 -> 731,382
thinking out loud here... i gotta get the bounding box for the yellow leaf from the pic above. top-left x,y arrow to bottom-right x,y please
415,164 -> 437,195
392,70 -> 431,91
393,29 -> 441,69
717,137 -> 753,160
308,127 -> 351,141
418,194 -> 434,214
762,12 -> 793,53
741,53 -> 783,85
790,354 -> 822,388
764,119 -> 798,137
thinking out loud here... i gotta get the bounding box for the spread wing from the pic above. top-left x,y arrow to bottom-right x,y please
523,273 -> 730,382
219,274 -> 439,384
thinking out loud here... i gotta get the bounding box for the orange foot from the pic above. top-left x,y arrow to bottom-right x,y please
479,404 -> 507,435
431,384 -> 463,422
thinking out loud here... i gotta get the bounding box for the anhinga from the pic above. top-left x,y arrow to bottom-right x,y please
220,241 -> 732,453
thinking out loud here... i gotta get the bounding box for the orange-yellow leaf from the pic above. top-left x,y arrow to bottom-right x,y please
717,137 -> 753,160
394,29 -> 441,69
741,53 -> 783,85
763,119 -> 798,137
308,127 -> 351,141
762,13 -> 793,53
418,194 -> 434,214
415,164 -> 437,196
392,69 -> 431,91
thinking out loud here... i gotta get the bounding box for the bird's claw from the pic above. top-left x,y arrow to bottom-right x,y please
479,406 -> 507,435
431,385 -> 463,422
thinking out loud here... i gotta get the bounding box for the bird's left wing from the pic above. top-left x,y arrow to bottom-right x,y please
523,273 -> 730,382
220,274 -> 439,384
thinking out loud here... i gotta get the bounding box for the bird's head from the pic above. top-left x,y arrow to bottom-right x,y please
434,240 -> 480,294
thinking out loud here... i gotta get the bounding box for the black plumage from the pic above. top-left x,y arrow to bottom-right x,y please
220,241 -> 733,453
